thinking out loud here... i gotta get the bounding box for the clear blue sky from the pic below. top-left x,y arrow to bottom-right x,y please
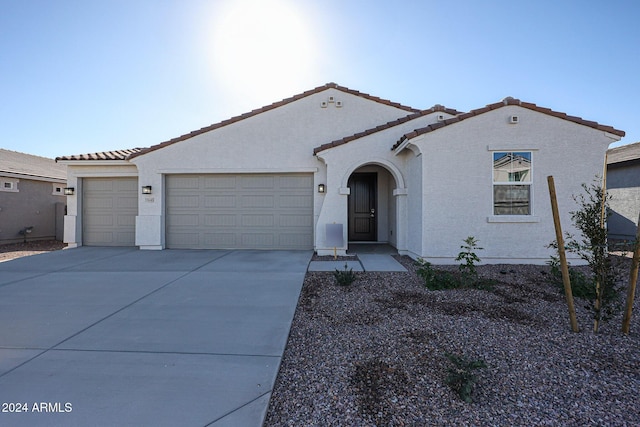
1,0 -> 638,159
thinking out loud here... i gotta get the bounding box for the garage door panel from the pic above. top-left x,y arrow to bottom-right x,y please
204,195 -> 236,208
168,176 -> 200,189
166,174 -> 312,250
280,175 -> 313,188
168,195 -> 200,208
168,214 -> 200,227
280,195 -> 313,208
280,214 -> 312,227
242,176 -> 274,189
204,214 -> 236,227
241,195 -> 274,208
83,178 -> 137,246
85,197 -> 114,209
241,214 -> 274,227
242,233 -> 273,247
117,196 -> 138,209
204,176 -> 236,189
84,215 -> 114,227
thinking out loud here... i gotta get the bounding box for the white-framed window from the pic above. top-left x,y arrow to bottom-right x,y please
492,151 -> 532,215
52,184 -> 65,196
0,178 -> 19,193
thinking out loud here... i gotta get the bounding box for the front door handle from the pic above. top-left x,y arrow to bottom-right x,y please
370,208 -> 375,217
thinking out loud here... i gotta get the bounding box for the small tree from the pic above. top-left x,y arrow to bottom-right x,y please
565,180 -> 623,332
456,236 -> 483,287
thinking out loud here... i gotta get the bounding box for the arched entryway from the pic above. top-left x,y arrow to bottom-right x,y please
347,164 -> 399,248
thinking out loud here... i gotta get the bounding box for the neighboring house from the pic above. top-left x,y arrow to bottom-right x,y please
56,83 -> 625,264
0,149 -> 67,244
607,141 -> 640,241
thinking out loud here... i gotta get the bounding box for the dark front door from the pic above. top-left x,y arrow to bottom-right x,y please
348,173 -> 377,241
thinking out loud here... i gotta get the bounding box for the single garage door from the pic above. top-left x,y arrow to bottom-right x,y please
83,177 -> 138,246
166,174 -> 313,249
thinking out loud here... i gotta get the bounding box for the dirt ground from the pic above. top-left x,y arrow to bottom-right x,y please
0,240 -> 67,262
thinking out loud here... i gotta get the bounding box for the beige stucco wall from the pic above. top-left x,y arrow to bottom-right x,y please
408,105 -> 617,264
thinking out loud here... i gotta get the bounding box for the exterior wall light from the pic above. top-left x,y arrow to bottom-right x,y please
142,186 -> 152,194
318,184 -> 326,193
63,187 -> 75,195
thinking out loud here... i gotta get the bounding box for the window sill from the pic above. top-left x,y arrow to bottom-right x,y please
487,215 -> 540,223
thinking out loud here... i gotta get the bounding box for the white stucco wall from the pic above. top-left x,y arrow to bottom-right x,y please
315,111 -> 451,255
59,162 -> 139,247
409,105 -> 617,264
129,87 -> 414,249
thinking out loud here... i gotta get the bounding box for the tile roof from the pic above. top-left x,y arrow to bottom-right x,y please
607,141 -> 640,165
0,149 -> 67,180
55,148 -> 145,161
313,104 -> 462,155
392,97 -> 626,151
127,83 -> 421,160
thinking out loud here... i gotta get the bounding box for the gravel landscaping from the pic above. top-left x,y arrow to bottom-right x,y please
0,240 -> 66,262
265,256 -> 640,426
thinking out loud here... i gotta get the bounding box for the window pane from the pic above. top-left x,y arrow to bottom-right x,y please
494,185 -> 530,215
493,152 -> 531,183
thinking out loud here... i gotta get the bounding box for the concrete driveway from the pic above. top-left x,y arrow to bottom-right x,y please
0,247 -> 311,427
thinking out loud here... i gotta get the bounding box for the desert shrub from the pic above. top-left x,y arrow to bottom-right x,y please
333,263 -> 357,286
416,258 -> 458,290
416,237 -> 493,290
456,236 -> 482,287
546,254 -> 596,299
444,353 -> 487,403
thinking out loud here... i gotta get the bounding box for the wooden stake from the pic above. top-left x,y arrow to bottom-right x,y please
622,211 -> 640,334
548,176 -> 579,332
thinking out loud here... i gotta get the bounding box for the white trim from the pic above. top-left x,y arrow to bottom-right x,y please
0,178 -> 19,192
52,183 -> 65,196
71,172 -> 139,178
0,172 -> 65,183
340,158 -> 406,189
604,131 -> 622,141
487,145 -> 539,151
157,167 -> 318,174
487,215 -> 540,223
393,188 -> 408,196
56,160 -> 132,166
491,150 -> 534,216
339,187 -> 351,195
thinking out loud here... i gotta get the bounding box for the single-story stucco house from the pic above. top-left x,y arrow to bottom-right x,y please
56,83 -> 625,264
607,141 -> 640,242
0,149 -> 67,244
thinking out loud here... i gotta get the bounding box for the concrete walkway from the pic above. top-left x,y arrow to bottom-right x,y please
307,253 -> 407,272
0,247 -> 311,427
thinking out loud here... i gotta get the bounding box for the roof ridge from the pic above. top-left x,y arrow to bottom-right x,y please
127,83 -> 420,160
56,147 -> 145,162
0,148 -> 56,161
392,97 -> 626,150
314,104 -> 462,154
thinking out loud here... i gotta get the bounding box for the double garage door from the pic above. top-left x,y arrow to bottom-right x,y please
165,173 -> 313,250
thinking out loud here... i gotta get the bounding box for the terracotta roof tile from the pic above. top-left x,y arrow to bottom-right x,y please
56,148 -> 145,161
127,83 -> 421,160
392,97 -> 626,151
313,104 -> 462,154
